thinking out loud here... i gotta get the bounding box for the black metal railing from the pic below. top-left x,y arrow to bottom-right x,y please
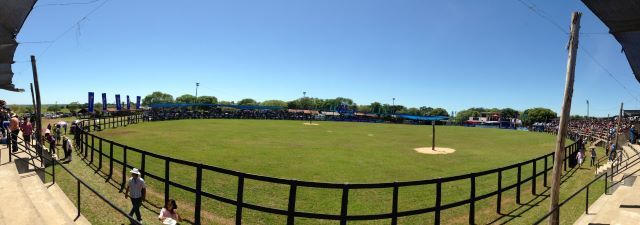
4,129 -> 142,225
72,115 -> 582,225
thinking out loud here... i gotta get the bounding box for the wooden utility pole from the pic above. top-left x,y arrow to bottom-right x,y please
615,102 -> 623,151
432,120 -> 436,150
30,55 -> 43,157
548,12 -> 581,225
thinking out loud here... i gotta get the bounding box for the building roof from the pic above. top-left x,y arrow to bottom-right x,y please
0,0 -> 36,92
582,0 -> 640,83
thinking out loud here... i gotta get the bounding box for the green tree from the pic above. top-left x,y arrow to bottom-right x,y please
358,105 -> 372,113
261,100 -> 287,108
430,108 -> 449,116
196,96 -> 218,104
522,107 -> 557,126
175,94 -> 197,103
66,101 -> 81,113
238,98 -> 258,106
370,102 -> 383,114
142,91 -> 174,105
500,108 -> 518,119
47,104 -> 62,113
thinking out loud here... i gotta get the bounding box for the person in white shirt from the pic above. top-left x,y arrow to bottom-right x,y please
125,168 -> 146,223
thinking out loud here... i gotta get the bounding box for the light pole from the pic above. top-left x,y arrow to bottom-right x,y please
195,82 -> 200,99
586,99 -> 589,119
392,98 -> 396,114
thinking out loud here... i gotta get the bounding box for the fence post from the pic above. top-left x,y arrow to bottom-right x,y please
435,178 -> 441,225
90,135 -> 94,164
544,156 -> 548,187
391,182 -> 399,225
77,179 -> 81,219
195,166 -> 202,225
605,172 -> 608,194
287,180 -> 297,225
497,171 -> 502,214
517,165 -> 521,204
107,142 -> 113,181
532,160 -> 537,195
236,175 -> 245,225
98,138 -> 103,171
469,174 -> 476,225
120,146 -> 127,192
140,152 -> 146,179
585,185 -> 589,214
52,155 -> 56,184
564,149 -> 567,171
7,134 -> 12,162
340,183 -> 349,225
164,159 -> 170,204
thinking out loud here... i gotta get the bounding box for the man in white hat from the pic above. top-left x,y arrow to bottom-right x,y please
125,168 -> 146,223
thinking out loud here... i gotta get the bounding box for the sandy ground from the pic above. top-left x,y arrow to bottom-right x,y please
414,147 -> 456,154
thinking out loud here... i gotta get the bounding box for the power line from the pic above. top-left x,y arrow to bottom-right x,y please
34,0 -> 100,8
515,0 -> 640,106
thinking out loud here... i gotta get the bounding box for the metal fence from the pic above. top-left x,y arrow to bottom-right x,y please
74,115 -> 580,225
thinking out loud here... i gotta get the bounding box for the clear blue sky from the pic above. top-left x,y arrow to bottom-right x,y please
4,0 -> 639,117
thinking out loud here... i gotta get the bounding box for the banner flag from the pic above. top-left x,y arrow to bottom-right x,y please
127,95 -> 131,110
102,93 -> 107,110
88,92 -> 95,113
116,94 -> 121,110
136,96 -> 141,109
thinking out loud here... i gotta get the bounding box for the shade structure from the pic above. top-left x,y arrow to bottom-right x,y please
582,0 -> 640,83
0,0 -> 37,92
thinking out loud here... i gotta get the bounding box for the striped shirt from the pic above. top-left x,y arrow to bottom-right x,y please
127,177 -> 146,199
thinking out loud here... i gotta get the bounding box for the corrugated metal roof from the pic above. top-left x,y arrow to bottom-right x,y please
582,0 -> 640,83
0,0 -> 37,92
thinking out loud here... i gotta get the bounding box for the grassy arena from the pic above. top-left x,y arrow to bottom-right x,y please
99,119 -> 557,182
53,119 -> 604,224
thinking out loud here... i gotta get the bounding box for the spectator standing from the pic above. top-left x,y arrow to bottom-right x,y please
45,129 -> 56,156
125,168 -> 146,224
576,150 -> 584,167
630,125 -> 637,144
9,114 -> 19,152
20,118 -> 33,150
590,147 -> 597,167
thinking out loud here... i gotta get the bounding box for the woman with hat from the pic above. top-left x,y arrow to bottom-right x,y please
125,168 -> 146,223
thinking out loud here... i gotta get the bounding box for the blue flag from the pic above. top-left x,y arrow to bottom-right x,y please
127,95 -> 131,110
136,96 -> 141,109
102,93 -> 107,110
116,94 -> 121,110
88,92 -> 95,113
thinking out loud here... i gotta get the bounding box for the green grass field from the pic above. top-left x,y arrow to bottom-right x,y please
51,119 -> 605,225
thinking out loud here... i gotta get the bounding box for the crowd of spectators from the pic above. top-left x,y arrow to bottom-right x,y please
542,117 -> 639,143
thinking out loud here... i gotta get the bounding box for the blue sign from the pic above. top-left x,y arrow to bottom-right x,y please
88,92 -> 94,113
101,93 -> 107,110
126,95 -> 131,110
115,94 -> 121,110
136,96 -> 141,109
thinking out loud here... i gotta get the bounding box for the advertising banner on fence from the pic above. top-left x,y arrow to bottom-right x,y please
88,92 -> 94,113
127,95 -> 131,110
136,96 -> 141,109
116,94 -> 121,110
102,93 -> 107,110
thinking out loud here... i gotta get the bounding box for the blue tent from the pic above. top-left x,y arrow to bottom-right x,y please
396,114 -> 449,121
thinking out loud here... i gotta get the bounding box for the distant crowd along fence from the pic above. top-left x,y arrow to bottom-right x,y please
77,115 -> 580,225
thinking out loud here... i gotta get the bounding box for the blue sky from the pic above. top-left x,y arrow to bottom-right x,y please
4,0 -> 639,116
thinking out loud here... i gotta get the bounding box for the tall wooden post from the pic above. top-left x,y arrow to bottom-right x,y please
548,12 -> 581,225
432,120 -> 436,150
615,103 -> 623,151
31,55 -> 43,157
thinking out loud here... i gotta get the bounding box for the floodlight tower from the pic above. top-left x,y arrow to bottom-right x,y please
195,82 -> 200,99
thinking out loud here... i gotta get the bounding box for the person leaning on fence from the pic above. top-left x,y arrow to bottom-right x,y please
125,168 -> 146,224
158,199 -> 182,225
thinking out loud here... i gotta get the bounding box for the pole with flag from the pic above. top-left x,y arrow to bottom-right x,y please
127,95 -> 131,110
88,92 -> 95,113
102,93 -> 107,111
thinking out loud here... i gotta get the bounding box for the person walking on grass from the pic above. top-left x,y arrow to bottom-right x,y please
61,136 -> 73,162
590,147 -> 597,167
45,129 -> 56,157
125,168 -> 146,224
577,150 -> 584,167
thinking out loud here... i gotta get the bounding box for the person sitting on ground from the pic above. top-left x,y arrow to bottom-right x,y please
158,199 -> 181,225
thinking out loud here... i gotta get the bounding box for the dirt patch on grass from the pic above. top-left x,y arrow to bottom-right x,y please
303,122 -> 319,126
414,147 -> 456,154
